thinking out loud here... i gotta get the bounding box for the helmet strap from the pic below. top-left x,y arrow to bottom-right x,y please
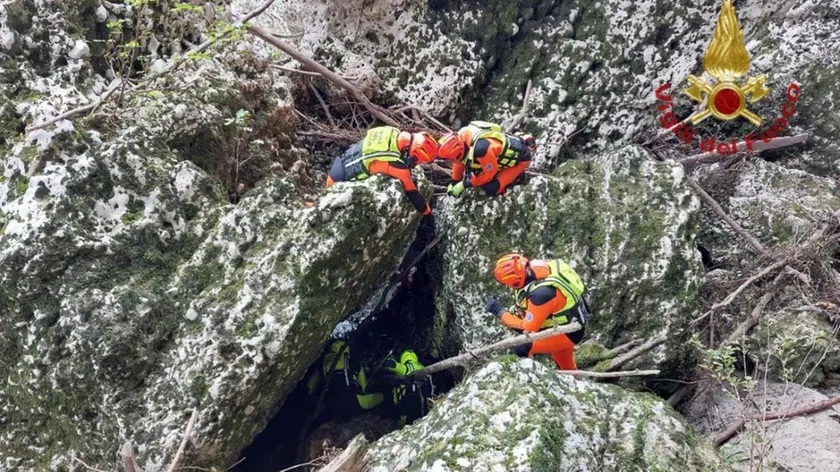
524,265 -> 536,285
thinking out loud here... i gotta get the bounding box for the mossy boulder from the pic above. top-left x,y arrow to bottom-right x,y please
437,145 -> 703,373
0,116 -> 425,470
697,158 -> 840,267
747,306 -> 840,388
365,357 -> 727,471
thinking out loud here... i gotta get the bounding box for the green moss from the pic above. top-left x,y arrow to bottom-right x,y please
10,176 -> 28,199
6,0 -> 35,33
575,342 -> 607,368
121,210 -> 143,225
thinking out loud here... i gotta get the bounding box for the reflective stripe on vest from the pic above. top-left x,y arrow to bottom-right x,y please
462,121 -> 523,170
345,126 -> 403,180
357,392 -> 384,409
516,260 -> 586,327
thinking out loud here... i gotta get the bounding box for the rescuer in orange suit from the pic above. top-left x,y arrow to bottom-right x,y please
436,121 -> 536,197
486,254 -> 589,370
325,126 -> 438,215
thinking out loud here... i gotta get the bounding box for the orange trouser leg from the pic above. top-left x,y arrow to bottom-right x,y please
493,161 -> 530,195
325,176 -> 335,187
529,333 -> 577,370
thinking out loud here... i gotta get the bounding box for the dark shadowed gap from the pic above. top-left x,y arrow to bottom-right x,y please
232,220 -> 457,472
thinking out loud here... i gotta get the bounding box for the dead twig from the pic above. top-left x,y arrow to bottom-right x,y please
503,80 -> 532,133
317,436 -> 368,472
72,457 -> 110,472
247,25 -> 398,127
605,335 -> 668,371
691,258 -> 789,326
680,133 -> 809,168
718,272 -> 785,349
271,64 -> 357,81
278,456 -> 325,472
29,80 -> 122,131
392,105 -> 452,133
685,177 -> 766,254
120,442 -> 144,472
225,457 -> 246,471
599,338 -> 644,360
29,0 -> 279,132
307,79 -> 337,128
555,369 -> 660,378
402,323 -> 582,380
165,410 -> 198,472
651,148 -> 767,254
297,130 -> 360,143
714,393 -> 840,446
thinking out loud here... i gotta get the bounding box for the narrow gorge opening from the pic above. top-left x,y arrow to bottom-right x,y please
233,220 -> 459,472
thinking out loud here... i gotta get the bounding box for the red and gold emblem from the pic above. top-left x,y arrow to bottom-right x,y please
684,0 -> 769,126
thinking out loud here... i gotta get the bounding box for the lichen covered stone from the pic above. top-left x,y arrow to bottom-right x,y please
437,145 -> 703,372
365,357 -> 726,471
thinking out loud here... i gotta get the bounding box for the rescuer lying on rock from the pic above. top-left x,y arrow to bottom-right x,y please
325,126 -> 438,215
486,254 -> 590,370
436,121 -> 536,197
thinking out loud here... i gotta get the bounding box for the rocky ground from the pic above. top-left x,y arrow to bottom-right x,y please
2,0 -> 839,471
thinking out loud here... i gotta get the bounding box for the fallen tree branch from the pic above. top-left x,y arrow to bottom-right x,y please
651,149 -> 767,254
396,232 -> 445,282
392,105 -> 452,133
29,0 -> 278,132
555,369 -> 660,378
297,130 -> 360,143
714,393 -> 840,446
680,133 -> 809,168
120,442 -> 144,472
691,258 -> 789,326
307,80 -> 337,128
29,79 -> 122,131
718,272 -> 785,349
72,457 -> 109,472
247,25 -> 399,127
684,177 -> 766,254
165,410 -> 198,472
429,163 -> 452,177
503,80 -> 532,133
600,338 -> 644,360
605,335 -> 667,371
404,323 -> 582,379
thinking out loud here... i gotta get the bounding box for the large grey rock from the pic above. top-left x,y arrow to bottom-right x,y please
697,158 -> 840,267
0,131 -> 425,470
0,0 -> 428,469
685,381 -> 840,472
436,145 -> 703,372
247,0 -> 840,168
366,357 -> 727,471
747,306 -> 840,387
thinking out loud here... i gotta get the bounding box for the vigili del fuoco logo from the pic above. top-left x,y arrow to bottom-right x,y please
655,0 -> 800,156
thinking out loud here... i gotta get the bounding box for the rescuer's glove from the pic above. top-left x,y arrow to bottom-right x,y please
447,181 -> 465,197
485,296 -> 505,318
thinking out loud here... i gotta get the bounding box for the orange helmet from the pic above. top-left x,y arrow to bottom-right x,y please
437,132 -> 466,160
457,126 -> 476,145
396,131 -> 413,151
522,134 -> 537,152
493,254 -> 530,289
409,132 -> 437,164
